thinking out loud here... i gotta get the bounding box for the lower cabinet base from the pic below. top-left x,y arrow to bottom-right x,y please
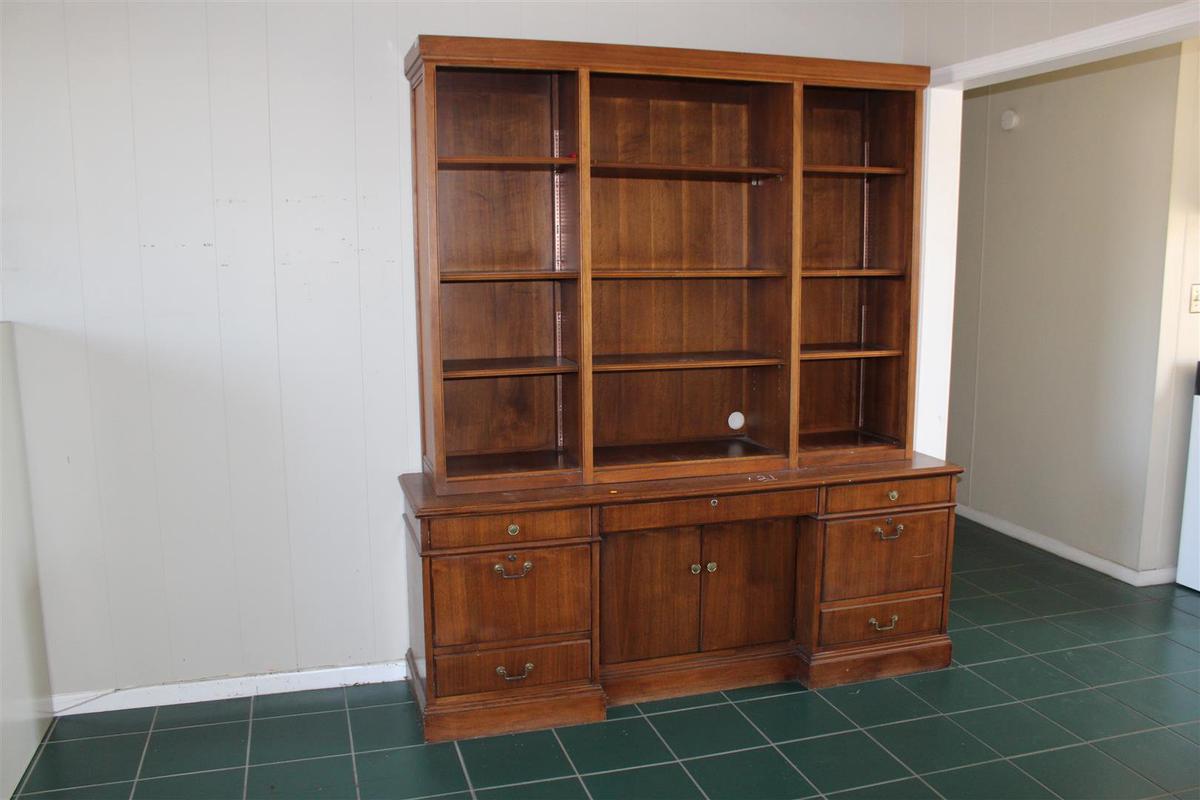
799,634 -> 952,688
600,643 -> 799,706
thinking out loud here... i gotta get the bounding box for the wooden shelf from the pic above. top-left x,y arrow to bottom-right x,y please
796,429 -> 901,452
438,155 -> 577,169
593,269 -> 788,279
446,450 -> 580,480
595,437 -> 782,468
591,161 -> 786,181
799,343 -> 903,361
594,351 -> 784,373
802,269 -> 904,278
443,357 -> 578,380
441,270 -> 580,282
804,165 -> 906,176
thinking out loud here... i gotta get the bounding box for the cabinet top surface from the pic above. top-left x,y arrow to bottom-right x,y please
405,35 -> 930,88
400,454 -> 961,517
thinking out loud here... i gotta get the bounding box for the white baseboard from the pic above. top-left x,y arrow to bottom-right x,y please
52,660 -> 408,716
957,505 -> 1178,587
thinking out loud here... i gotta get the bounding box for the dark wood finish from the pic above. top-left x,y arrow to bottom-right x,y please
818,592 -> 943,646
435,639 -> 591,696
600,527 -> 702,663
429,507 -> 590,550
602,488 -> 817,532
822,510 -> 949,601
824,475 -> 952,514
430,545 -> 591,646
701,520 -> 797,650
404,37 -> 956,742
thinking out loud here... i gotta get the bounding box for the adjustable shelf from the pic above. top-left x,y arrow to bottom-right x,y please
439,155 -> 577,170
804,165 -> 906,176
593,269 -> 788,279
593,351 -> 784,373
443,357 -> 579,380
591,161 -> 785,181
802,269 -> 904,278
441,270 -> 580,282
799,343 -> 903,361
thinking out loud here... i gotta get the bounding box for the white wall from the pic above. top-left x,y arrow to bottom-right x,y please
949,45 -> 1196,576
2,0 -> 1179,701
0,323 -> 52,796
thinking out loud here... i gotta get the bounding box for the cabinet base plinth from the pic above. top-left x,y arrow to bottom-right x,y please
601,644 -> 799,706
419,683 -> 607,742
798,635 -> 952,688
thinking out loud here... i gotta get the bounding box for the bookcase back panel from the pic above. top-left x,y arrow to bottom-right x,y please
440,282 -> 559,360
437,170 -> 554,271
437,68 -> 577,158
804,176 -> 863,269
593,279 -> 746,355
443,375 -> 561,455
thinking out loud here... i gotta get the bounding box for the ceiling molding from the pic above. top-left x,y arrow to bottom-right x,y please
931,1 -> 1199,89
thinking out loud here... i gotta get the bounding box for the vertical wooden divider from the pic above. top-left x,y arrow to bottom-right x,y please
578,69 -> 595,481
788,81 -> 805,470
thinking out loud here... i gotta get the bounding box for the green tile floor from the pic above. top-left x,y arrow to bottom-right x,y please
13,516 -> 1200,800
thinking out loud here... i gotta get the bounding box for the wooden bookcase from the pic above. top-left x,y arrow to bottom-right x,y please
412,40 -> 926,495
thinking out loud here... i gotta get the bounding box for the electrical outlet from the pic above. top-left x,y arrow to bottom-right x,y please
1191,284 -> 1200,314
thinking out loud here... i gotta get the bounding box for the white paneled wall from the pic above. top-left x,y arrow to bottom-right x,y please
1,0 -> 1174,698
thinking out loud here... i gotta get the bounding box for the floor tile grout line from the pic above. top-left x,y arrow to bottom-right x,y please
342,688 -> 363,800
127,706 -> 158,800
549,726 -> 596,800
241,695 -> 254,800
452,740 -> 478,800
720,689 -> 827,800
636,695 -> 714,800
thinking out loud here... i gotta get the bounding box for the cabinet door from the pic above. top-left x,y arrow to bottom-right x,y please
601,527 -> 702,664
700,519 -> 797,651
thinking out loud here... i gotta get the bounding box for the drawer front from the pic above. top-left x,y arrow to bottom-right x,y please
822,511 -> 949,601
602,489 -> 818,533
431,545 -> 591,646
819,594 -> 943,647
429,508 -> 589,550
435,640 -> 590,697
824,476 -> 951,514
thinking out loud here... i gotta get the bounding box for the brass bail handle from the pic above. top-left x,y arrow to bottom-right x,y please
874,521 -> 905,541
496,662 -> 534,681
868,615 -> 899,631
494,561 -> 534,579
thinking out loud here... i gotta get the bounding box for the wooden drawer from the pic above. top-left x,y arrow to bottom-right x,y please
435,640 -> 590,697
602,489 -> 818,533
824,476 -> 951,514
430,508 -> 589,550
431,545 -> 591,646
819,594 -> 943,647
822,511 -> 949,601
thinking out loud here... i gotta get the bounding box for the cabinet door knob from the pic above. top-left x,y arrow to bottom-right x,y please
868,615 -> 899,632
887,490 -> 900,502
690,563 -> 702,575
710,498 -> 719,508
506,523 -> 520,536
494,561 -> 534,579
706,562 -> 718,573
496,662 -> 534,681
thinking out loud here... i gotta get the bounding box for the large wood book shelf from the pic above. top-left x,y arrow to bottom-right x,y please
403,36 -> 959,743
410,38 -> 924,495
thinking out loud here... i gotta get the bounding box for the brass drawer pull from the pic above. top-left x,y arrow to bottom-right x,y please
494,561 -> 533,579
690,563 -> 702,575
506,523 -> 520,536
496,662 -> 534,681
706,562 -> 718,573
868,615 -> 899,632
887,489 -> 900,502
874,523 -> 904,541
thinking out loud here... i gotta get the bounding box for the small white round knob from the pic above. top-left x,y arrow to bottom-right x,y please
1000,109 -> 1020,131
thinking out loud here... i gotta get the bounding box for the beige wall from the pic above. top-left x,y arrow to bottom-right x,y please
0,323 -> 52,796
950,45 -> 1198,575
